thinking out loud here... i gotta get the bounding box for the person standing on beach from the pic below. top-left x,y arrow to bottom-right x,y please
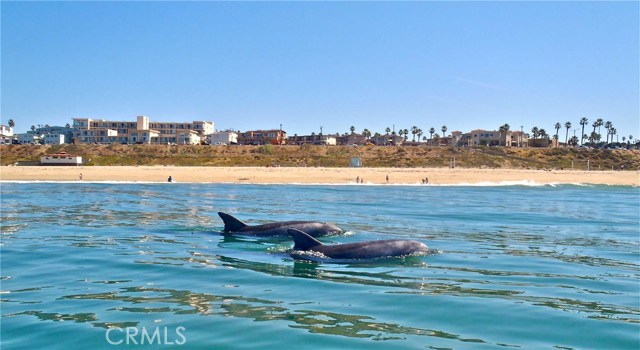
168,176 -> 173,183
386,174 -> 389,183
79,173 -> 83,180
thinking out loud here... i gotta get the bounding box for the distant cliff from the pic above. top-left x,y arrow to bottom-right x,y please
2,144 -> 639,170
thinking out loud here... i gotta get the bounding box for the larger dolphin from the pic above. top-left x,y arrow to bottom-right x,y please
218,212 -> 343,237
287,228 -> 431,261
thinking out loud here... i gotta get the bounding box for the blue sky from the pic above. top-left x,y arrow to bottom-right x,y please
2,1 -> 639,140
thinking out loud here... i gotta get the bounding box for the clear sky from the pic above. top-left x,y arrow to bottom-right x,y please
2,1 -> 639,140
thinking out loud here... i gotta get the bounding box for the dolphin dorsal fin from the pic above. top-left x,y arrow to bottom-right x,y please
288,228 -> 323,250
218,212 -> 248,232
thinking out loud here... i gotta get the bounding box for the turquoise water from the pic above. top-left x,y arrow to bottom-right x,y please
1,182 -> 639,350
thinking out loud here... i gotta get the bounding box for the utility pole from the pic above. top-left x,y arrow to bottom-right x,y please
520,125 -> 523,147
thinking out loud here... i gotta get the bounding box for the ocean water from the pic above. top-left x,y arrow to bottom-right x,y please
1,182 -> 638,350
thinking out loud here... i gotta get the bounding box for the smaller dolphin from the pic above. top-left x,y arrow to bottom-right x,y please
218,212 -> 343,237
287,228 -> 431,261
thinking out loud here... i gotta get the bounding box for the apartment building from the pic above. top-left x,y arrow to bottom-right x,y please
72,116 -> 214,144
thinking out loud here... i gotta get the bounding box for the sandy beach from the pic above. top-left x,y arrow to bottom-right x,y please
1,166 -> 638,186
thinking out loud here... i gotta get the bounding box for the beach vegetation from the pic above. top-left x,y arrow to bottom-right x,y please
1,144 -> 638,170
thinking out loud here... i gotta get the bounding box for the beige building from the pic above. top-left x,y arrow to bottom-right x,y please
72,116 -> 214,144
459,129 -> 529,147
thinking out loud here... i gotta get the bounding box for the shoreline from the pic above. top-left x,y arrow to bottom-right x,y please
1,166 -> 638,186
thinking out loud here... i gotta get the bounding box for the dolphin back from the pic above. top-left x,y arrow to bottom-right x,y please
218,212 -> 248,232
288,228 -> 324,250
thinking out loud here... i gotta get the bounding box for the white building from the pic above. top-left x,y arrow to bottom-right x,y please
44,133 -> 66,145
0,125 -> 14,144
177,130 -> 201,145
40,152 -> 82,166
208,131 -> 239,145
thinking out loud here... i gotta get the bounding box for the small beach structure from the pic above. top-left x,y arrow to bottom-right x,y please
350,156 -> 362,167
40,151 -> 83,166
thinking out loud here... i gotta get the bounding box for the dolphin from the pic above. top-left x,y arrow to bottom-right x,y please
218,212 -> 343,237
287,228 -> 431,261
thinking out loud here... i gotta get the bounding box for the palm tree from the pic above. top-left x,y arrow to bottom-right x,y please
403,129 -> 409,141
8,119 -> 15,129
554,123 -> 561,147
610,127 -> 617,143
596,118 -> 604,136
350,126 -> 355,135
499,124 -> 510,146
564,122 -> 571,146
604,121 -> 612,144
65,123 -> 71,128
441,125 -> 447,138
429,127 -> 435,141
362,128 -> 371,139
539,129 -> 548,140
579,117 -> 588,145
531,127 -> 539,139
31,125 -> 36,132
569,136 -> 579,147
591,121 -> 597,144
385,127 -> 391,135
411,126 -> 418,142
588,131 -> 596,145
417,128 -> 423,143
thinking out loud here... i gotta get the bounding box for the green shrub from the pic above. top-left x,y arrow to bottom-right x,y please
258,144 -> 274,154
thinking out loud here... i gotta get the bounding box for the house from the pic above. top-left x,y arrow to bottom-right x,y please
455,129 -> 529,147
337,134 -> 369,145
16,133 -> 42,144
12,125 -> 73,145
288,134 -> 337,145
44,133 -> 66,145
208,130 -> 239,145
0,125 -> 14,144
239,129 -> 287,145
465,130 -> 499,146
509,131 -> 529,147
370,134 -> 404,146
